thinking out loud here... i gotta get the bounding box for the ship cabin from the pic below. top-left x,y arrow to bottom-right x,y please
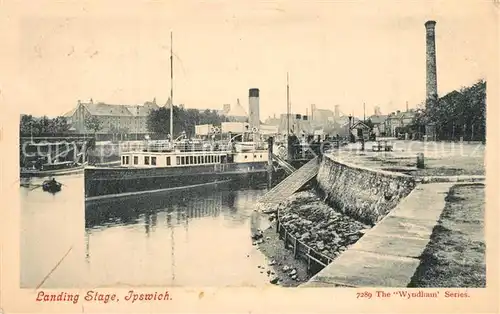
120,149 -> 269,168
120,150 -> 230,168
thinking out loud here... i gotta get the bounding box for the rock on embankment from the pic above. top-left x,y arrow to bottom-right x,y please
276,191 -> 371,261
317,156 -> 417,225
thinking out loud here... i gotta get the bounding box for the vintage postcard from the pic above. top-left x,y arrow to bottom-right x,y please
1,0 -> 499,313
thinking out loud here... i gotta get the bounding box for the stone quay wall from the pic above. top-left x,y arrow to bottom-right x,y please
316,155 -> 417,226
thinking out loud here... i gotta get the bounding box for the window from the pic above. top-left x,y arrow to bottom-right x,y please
166,157 -> 171,166
122,156 -> 126,164
190,156 -> 194,164
260,155 -> 263,158
211,155 -> 214,163
144,156 -> 150,165
134,156 -> 138,165
151,157 -> 157,165
198,156 -> 202,164
254,155 -> 256,158
244,155 -> 248,159
186,156 -> 190,164
125,156 -> 130,164
176,156 -> 180,165
181,156 -> 185,165
193,156 -> 197,164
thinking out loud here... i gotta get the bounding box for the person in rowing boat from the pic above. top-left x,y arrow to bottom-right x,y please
47,177 -> 58,188
41,177 -> 62,193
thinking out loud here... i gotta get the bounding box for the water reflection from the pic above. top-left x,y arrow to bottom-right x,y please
21,174 -> 271,287
84,185 -> 263,231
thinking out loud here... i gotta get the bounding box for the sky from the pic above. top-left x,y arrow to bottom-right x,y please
2,0 -> 497,120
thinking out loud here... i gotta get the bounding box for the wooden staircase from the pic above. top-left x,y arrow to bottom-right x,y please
258,157 -> 320,204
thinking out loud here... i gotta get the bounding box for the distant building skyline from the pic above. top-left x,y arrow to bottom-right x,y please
9,2 -> 492,123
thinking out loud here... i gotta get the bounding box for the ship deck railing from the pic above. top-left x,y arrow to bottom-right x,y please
120,141 -> 268,154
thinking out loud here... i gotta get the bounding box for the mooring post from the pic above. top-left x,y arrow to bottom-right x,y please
307,250 -> 311,273
267,136 -> 274,189
283,229 -> 287,247
276,212 -> 280,233
416,152 -> 425,169
293,238 -> 298,258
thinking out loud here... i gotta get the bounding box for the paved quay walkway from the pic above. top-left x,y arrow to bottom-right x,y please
301,182 -> 456,288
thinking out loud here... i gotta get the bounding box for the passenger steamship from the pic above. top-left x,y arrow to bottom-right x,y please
84,33 -> 272,201
84,130 -> 270,200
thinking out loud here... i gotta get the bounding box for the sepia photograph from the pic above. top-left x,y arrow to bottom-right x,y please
2,0 -> 498,313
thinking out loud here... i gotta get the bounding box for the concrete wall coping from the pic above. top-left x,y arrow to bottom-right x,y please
416,175 -> 485,183
324,154 -> 485,183
323,154 -> 413,180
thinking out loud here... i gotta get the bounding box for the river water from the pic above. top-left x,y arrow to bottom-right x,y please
20,174 -> 272,288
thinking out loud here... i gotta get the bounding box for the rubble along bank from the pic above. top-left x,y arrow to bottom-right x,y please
256,224 -> 312,287
256,190 -> 371,286
276,191 -> 371,260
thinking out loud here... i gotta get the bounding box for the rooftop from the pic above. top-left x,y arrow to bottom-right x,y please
224,99 -> 248,117
70,99 -> 161,117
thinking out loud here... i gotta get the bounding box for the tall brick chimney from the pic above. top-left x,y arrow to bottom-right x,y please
425,20 -> 438,107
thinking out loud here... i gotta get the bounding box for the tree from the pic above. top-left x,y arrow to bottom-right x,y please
408,79 -> 486,141
52,116 -> 70,133
37,116 -> 51,134
20,114 -> 72,137
85,116 -> 102,136
147,107 -> 172,136
147,105 -> 229,138
407,110 -> 426,139
20,115 -> 34,135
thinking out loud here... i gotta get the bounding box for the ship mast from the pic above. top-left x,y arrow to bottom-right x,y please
286,72 -> 290,138
170,32 -> 174,145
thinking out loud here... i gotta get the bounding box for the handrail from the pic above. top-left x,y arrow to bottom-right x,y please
271,153 -> 296,175
276,205 -> 333,269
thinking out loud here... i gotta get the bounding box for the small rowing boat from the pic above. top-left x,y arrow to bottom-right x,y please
42,178 -> 62,193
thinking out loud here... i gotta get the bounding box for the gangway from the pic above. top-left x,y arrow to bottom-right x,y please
271,153 -> 296,175
258,157 -> 320,204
